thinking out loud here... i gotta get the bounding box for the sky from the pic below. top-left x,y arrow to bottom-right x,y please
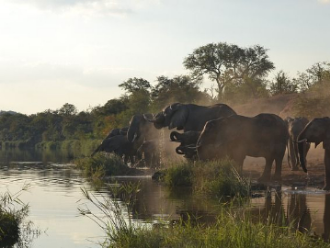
0,0 -> 329,115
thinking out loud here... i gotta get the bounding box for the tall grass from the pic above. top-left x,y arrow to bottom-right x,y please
0,186 -> 30,246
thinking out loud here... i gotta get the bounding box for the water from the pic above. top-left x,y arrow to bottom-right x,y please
0,148 -> 329,247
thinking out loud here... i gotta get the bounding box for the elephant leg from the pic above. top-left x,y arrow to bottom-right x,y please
258,157 -> 274,182
323,149 -> 330,190
273,156 -> 283,181
293,141 -> 300,170
288,138 -> 298,170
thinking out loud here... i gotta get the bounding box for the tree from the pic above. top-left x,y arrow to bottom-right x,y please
293,61 -> 330,91
183,42 -> 275,100
59,103 -> 78,116
269,71 -> 298,96
119,77 -> 151,94
151,75 -> 210,110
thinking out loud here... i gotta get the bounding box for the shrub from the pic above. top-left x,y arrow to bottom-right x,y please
164,162 -> 193,187
160,159 -> 250,198
75,153 -> 129,179
192,159 -> 250,198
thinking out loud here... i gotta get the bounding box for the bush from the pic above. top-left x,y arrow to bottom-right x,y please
160,159 -> 250,198
164,162 -> 193,187
75,153 -> 129,179
193,160 -> 250,198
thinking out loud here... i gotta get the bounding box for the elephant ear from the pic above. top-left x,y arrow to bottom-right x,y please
169,104 -> 188,130
217,116 -> 241,143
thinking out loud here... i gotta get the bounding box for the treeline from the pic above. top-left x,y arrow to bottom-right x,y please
1,42 -> 330,148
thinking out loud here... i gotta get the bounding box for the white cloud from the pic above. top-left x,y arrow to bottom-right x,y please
5,0 -> 160,17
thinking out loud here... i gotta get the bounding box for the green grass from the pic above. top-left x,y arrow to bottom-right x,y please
103,216 -> 329,248
164,162 -> 193,187
159,159 -> 250,198
0,188 -> 29,246
75,153 -> 129,179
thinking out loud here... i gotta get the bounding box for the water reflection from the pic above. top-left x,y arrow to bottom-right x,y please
323,194 -> 330,242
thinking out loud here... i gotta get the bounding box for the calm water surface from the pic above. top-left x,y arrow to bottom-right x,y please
0,148 -> 329,247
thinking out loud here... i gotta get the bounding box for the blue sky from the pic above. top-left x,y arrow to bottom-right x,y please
0,0 -> 329,114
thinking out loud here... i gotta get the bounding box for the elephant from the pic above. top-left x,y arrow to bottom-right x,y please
285,117 -> 310,171
100,127 -> 129,141
197,113 -> 288,181
91,134 -> 136,164
126,114 -> 162,167
298,117 -> 330,190
135,140 -> 160,168
127,114 -> 159,145
170,131 -> 201,159
144,103 -> 236,132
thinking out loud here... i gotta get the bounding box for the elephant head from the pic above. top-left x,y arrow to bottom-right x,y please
91,135 -> 128,157
128,113 -> 159,146
144,103 -> 188,130
127,114 -> 145,143
197,117 -> 239,160
298,117 -> 330,173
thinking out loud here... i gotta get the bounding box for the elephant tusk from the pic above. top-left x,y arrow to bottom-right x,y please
297,138 -> 307,143
132,133 -> 137,142
143,114 -> 156,122
186,144 -> 199,149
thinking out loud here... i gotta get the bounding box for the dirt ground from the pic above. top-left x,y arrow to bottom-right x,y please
243,146 -> 326,189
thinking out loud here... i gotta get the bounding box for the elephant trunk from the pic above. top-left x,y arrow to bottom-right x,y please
170,131 -> 181,142
297,131 -> 308,173
127,128 -> 137,143
91,145 -> 101,157
176,146 -> 185,155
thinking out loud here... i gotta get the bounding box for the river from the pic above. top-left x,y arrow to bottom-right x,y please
0,148 -> 329,247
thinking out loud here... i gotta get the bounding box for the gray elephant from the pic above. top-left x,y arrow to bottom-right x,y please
127,114 -> 161,168
298,117 -> 330,190
285,117 -> 310,171
127,114 -> 159,145
101,127 -> 129,140
197,113 -> 288,181
170,131 -> 201,159
144,103 -> 236,132
91,134 -> 136,164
